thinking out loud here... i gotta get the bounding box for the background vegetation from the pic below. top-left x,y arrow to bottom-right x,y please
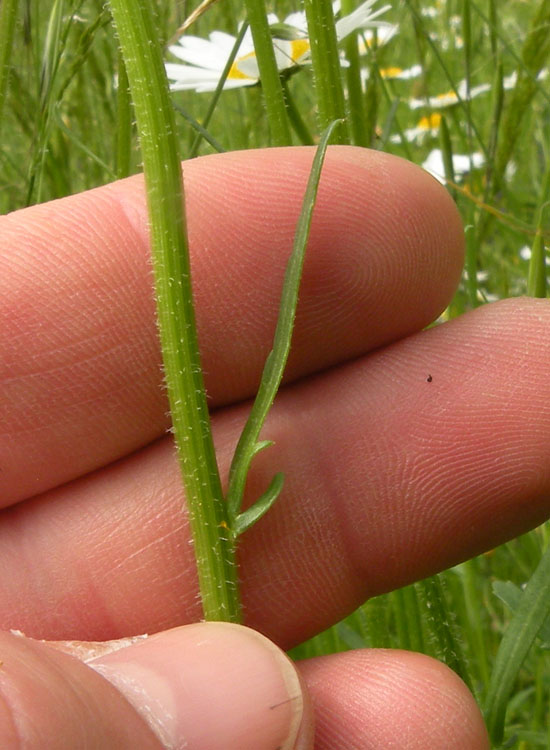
2,0 -> 549,747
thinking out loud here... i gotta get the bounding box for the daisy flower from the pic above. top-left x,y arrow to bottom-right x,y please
379,64 -> 422,80
422,148 -> 485,184
408,71 -> 525,111
165,0 -> 397,92
390,112 -> 441,144
409,79 -> 491,109
355,22 -> 398,51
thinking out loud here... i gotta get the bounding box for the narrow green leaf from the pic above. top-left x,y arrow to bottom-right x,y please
484,61 -> 504,193
415,575 -> 474,694
488,0 -> 498,60
282,78 -> 314,145
485,543 -> 550,745
251,440 -> 275,457
492,0 -> 550,191
269,23 -> 307,42
0,0 -> 19,137
227,118 -> 342,525
233,472 -> 284,537
527,228 -> 547,299
492,580 -> 550,645
391,585 -> 424,653
115,50 -> 132,179
173,101 -> 226,153
188,21 -> 250,158
39,0 -> 64,109
25,0 -> 66,204
54,110 -> 116,178
362,59 -> 378,149
438,115 -> 455,198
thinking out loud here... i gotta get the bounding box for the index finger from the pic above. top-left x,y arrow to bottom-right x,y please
0,146 -> 463,504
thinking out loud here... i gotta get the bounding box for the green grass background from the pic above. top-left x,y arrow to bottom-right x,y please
2,1 -> 550,747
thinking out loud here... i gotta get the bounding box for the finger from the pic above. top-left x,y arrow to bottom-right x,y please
1,298 -> 550,647
1,146 -> 463,504
50,624 -> 311,750
0,625 -> 310,750
298,649 -> 489,749
0,631 -> 160,748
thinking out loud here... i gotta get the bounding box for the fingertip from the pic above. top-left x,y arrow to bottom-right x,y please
299,648 -> 489,749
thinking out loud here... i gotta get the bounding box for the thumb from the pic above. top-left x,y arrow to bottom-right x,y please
0,624 -> 312,750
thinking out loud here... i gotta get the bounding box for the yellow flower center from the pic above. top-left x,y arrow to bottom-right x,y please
289,38 -> 310,63
380,66 -> 403,78
228,51 -> 258,80
418,113 -> 442,130
436,90 -> 458,102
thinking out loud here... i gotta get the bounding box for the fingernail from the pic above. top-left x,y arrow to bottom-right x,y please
88,623 -> 305,750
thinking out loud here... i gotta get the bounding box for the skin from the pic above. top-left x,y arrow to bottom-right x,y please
1,145 -> 550,747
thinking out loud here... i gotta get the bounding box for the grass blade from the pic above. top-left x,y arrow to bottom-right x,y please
0,0 -> 19,137
340,0 -> 367,147
492,0 -> 550,191
527,219 -> 548,300
415,575 -> 474,695
188,21 -> 250,158
115,50 -> 132,178
485,542 -> 550,745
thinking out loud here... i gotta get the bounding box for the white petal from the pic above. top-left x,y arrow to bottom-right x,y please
168,37 -> 227,70
273,38 -> 311,68
165,65 -> 226,89
503,71 -> 517,89
395,63 -> 421,79
357,23 -> 398,51
209,30 -> 244,54
422,148 -> 485,182
283,11 -> 308,33
421,150 -> 446,182
336,0 -> 391,40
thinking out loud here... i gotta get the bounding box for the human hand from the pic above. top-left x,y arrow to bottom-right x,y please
2,146 -> 549,748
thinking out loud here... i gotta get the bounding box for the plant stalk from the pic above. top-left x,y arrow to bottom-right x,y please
107,0 -> 241,622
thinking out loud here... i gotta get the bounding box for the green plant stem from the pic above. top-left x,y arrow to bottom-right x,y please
415,575 -> 474,694
282,78 -> 314,145
25,0 -> 65,205
0,0 -> 18,137
115,50 -> 132,178
340,0 -> 367,147
188,21 -> 249,158
303,0 -> 348,144
464,212 -> 478,308
527,225 -> 547,299
391,585 -> 424,652
528,168 -> 550,300
107,0 -> 241,623
438,114 -> 455,200
461,560 -> 490,688
241,0 -> 292,146
461,0 -> 473,160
